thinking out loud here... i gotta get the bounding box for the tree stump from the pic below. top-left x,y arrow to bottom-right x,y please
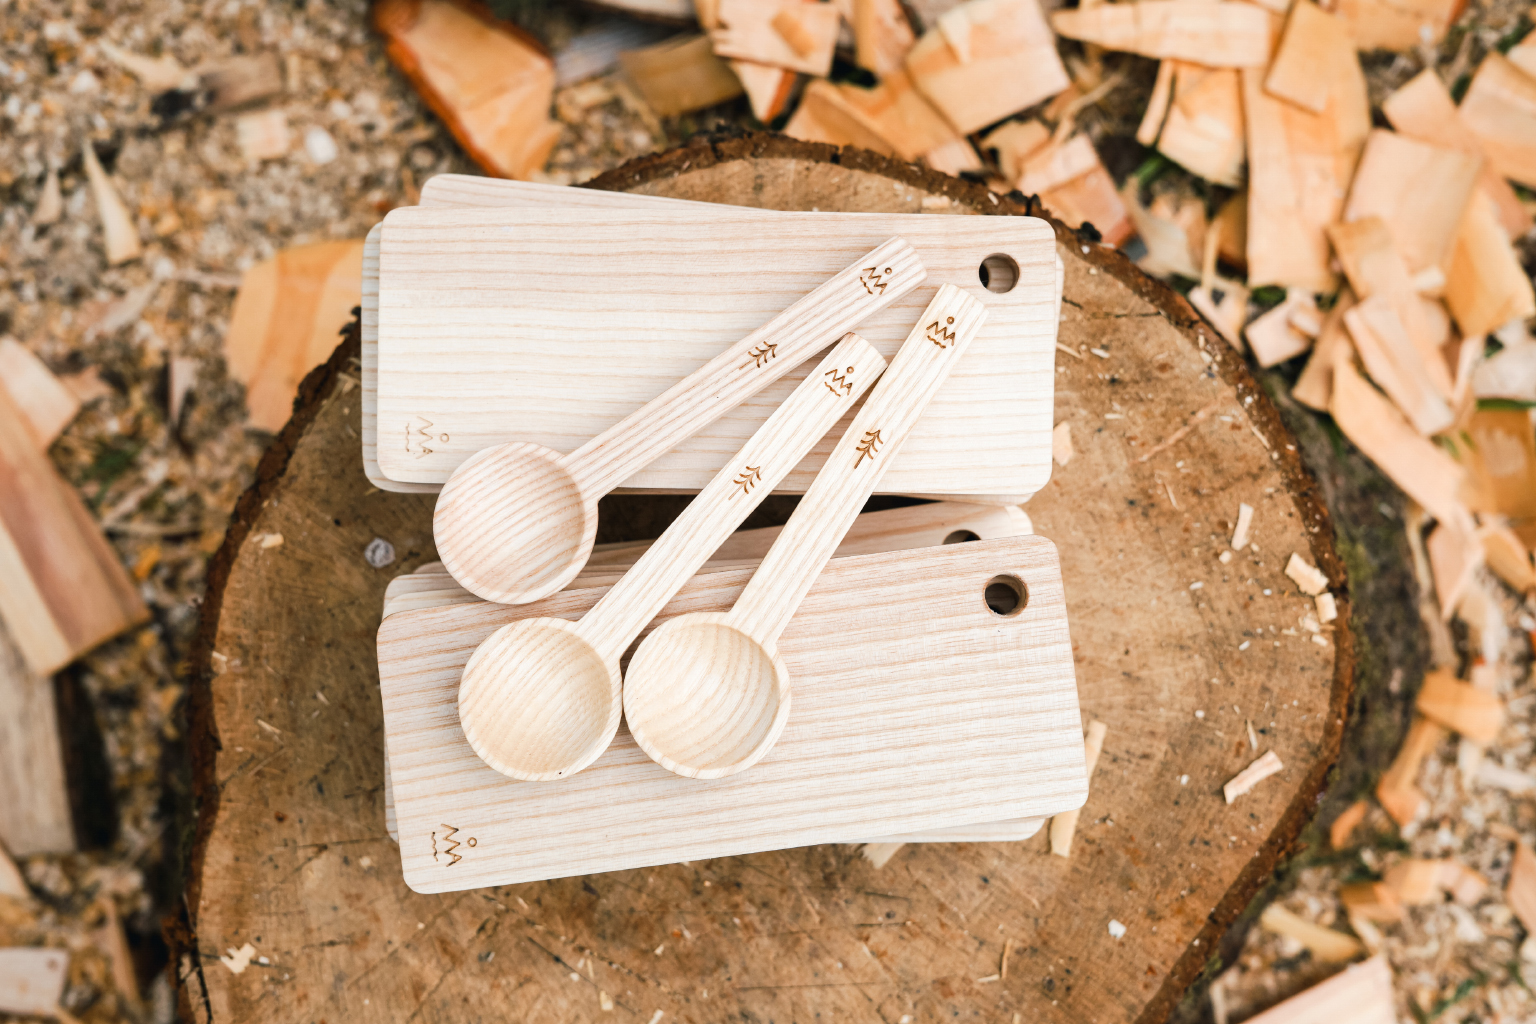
175,134 -> 1350,1024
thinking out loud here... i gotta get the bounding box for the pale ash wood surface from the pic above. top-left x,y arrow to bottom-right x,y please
453,336 -> 887,781
0,622 -> 74,856
624,285 -> 989,779
372,181 -> 1058,498
360,177 -> 1065,501
380,536 -> 1084,892
427,238 -> 920,605
0,385 -> 147,676
183,140 -> 1342,1024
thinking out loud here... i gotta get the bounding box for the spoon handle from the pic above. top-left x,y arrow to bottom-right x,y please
573,334 -> 888,664
728,284 -> 990,649
562,237 -> 924,497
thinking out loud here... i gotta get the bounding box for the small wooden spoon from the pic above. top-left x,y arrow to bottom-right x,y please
457,335 -> 888,781
623,284 -> 990,779
433,238 -> 924,605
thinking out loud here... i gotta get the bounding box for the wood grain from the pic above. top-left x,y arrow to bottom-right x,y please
624,285 -> 989,778
0,385 -> 147,675
0,620 -> 74,855
0,338 -> 79,448
381,537 -> 1085,891
711,0 -> 840,75
1051,0 -> 1272,66
453,335 -> 887,780
428,239 -> 920,604
370,177 -> 1060,498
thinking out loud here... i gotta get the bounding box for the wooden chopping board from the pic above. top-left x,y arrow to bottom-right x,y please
378,536 -> 1084,892
372,180 -> 1061,499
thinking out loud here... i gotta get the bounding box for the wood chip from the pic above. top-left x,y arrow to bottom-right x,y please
1231,502 -> 1254,550
1049,720 -> 1108,856
1381,68 -> 1532,240
1459,409 -> 1536,545
30,166 -> 61,226
0,387 -> 149,676
1415,668 -> 1503,744
0,339 -> 80,448
1189,281 -> 1249,351
1284,553 -> 1328,595
730,60 -> 795,122
1241,956 -> 1395,1024
853,0 -> 916,76
1242,3 -> 1367,290
1445,189 -> 1536,339
1051,1 -> 1272,66
1340,880 -> 1405,922
375,0 -> 559,179
81,140 -> 141,266
1157,64 -> 1245,188
1137,59 -> 1176,145
1480,523 -> 1536,593
96,38 -> 192,92
0,840 -> 25,898
1264,1 -> 1336,113
1425,521 -> 1477,619
1315,592 -> 1337,623
1224,750 -> 1283,803
1342,296 -> 1454,436
1328,356 -> 1466,530
1343,130 -> 1480,275
1292,290 -> 1356,411
1329,799 -> 1368,849
1331,0 -> 1465,50
235,108 -> 292,162
1015,135 -> 1132,244
1257,905 -> 1363,962
0,623 -> 74,857
712,0 -> 839,75
1383,857 -> 1443,903
861,841 -> 904,869
224,240 -> 366,432
905,0 -> 1069,136
0,947 -> 69,1017
785,71 -> 963,162
1375,714 -> 1446,826
1507,841 -> 1536,934
1052,421 -> 1074,467
1458,53 -> 1536,191
1244,292 -> 1315,369
1122,187 -> 1205,279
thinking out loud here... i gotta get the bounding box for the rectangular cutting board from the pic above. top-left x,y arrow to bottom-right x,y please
372,182 -> 1061,498
378,537 -> 1085,892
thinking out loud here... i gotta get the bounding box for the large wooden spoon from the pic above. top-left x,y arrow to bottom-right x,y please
623,284 -> 989,779
433,238 -> 924,605
457,334 -> 888,781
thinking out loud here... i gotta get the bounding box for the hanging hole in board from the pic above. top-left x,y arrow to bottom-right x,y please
978,253 -> 1019,294
943,530 -> 981,544
983,574 -> 1028,617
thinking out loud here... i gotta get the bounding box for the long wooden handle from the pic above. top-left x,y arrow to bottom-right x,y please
561,238 -> 924,497
728,284 -> 989,648
571,334 -> 888,663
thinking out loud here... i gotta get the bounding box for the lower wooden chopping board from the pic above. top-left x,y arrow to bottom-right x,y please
378,537 -> 1084,892
372,182 -> 1061,498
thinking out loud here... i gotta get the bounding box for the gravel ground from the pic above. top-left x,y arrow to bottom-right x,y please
0,0 -> 1532,1019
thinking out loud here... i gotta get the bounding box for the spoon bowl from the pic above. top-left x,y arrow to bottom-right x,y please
458,617 -> 620,781
624,613 -> 792,780
434,442 -> 595,605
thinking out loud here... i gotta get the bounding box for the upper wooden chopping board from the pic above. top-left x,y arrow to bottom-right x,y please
375,200 -> 1059,497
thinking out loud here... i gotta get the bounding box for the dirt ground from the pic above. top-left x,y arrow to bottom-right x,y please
0,0 -> 1533,1020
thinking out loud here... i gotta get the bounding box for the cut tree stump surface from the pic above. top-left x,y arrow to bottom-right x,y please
176,134 -> 1349,1024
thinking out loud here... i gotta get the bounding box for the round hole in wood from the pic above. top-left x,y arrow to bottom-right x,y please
978,253 -> 1019,294
943,530 -> 981,544
983,574 -> 1028,617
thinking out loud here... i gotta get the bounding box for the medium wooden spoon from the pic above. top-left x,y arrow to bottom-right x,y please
433,238 -> 924,605
457,334 -> 888,781
623,284 -> 989,779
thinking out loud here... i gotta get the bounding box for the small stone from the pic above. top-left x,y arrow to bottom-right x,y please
304,125 -> 339,164
1108,919 -> 1126,939
365,537 -> 396,568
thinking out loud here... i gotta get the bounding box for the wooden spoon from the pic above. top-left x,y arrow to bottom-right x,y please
623,283 -> 989,779
457,334 -> 888,781
433,237 -> 924,605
